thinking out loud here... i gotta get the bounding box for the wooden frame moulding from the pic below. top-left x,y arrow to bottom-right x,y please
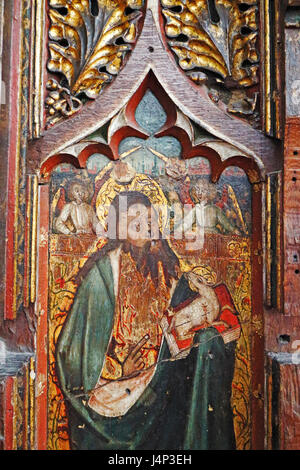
4,0 -> 288,451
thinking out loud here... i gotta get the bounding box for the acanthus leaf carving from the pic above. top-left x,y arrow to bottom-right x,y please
46,0 -> 144,126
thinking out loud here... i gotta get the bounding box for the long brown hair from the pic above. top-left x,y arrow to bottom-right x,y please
75,191 -> 179,288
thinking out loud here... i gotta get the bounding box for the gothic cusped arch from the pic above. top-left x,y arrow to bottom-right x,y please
39,68 -> 263,188
29,5 -> 280,179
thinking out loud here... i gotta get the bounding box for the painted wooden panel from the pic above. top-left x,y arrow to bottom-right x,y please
40,84 -> 263,450
3,0 -> 294,452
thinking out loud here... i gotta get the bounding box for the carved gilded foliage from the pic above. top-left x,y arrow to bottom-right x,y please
45,1 -> 261,128
161,0 -> 259,119
46,0 -> 144,125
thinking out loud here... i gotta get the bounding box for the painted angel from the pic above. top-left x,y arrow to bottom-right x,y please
185,178 -> 242,235
54,180 -> 103,237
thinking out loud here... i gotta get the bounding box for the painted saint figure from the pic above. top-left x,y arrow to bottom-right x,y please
56,191 -> 240,450
54,180 -> 103,236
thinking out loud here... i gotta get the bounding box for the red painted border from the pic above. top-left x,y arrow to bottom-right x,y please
78,142 -> 115,165
40,154 -> 81,182
109,126 -> 148,160
35,185 -> 49,450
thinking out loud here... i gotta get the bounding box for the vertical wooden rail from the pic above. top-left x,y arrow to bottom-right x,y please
251,184 -> 265,449
3,377 -> 15,450
22,363 -> 29,450
4,0 -> 23,319
283,119 -> 300,315
35,184 -> 49,450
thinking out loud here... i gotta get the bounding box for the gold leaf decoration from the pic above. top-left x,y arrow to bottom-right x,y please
46,0 -> 144,125
161,0 -> 259,89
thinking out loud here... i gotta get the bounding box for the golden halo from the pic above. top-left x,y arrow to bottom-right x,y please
96,173 -> 169,230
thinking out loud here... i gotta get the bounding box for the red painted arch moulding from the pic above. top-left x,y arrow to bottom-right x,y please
39,70 -> 262,185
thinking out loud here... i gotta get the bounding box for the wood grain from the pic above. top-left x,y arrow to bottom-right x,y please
28,6 -> 281,176
283,118 -> 300,316
265,310 -> 300,353
266,355 -> 300,450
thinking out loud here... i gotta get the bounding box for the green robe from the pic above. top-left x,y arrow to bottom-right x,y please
56,254 -> 236,450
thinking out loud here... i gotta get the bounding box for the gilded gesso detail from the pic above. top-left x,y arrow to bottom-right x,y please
226,249 -> 252,449
46,0 -> 144,126
48,241 -> 86,450
12,0 -> 31,315
10,368 -> 31,450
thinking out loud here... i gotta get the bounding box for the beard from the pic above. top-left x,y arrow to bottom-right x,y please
122,239 -> 179,288
75,237 -> 179,289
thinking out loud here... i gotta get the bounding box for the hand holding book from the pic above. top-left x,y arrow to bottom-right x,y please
161,270 -> 241,358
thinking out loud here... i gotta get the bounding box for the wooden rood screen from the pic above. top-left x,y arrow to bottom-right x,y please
1,1 -> 284,450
